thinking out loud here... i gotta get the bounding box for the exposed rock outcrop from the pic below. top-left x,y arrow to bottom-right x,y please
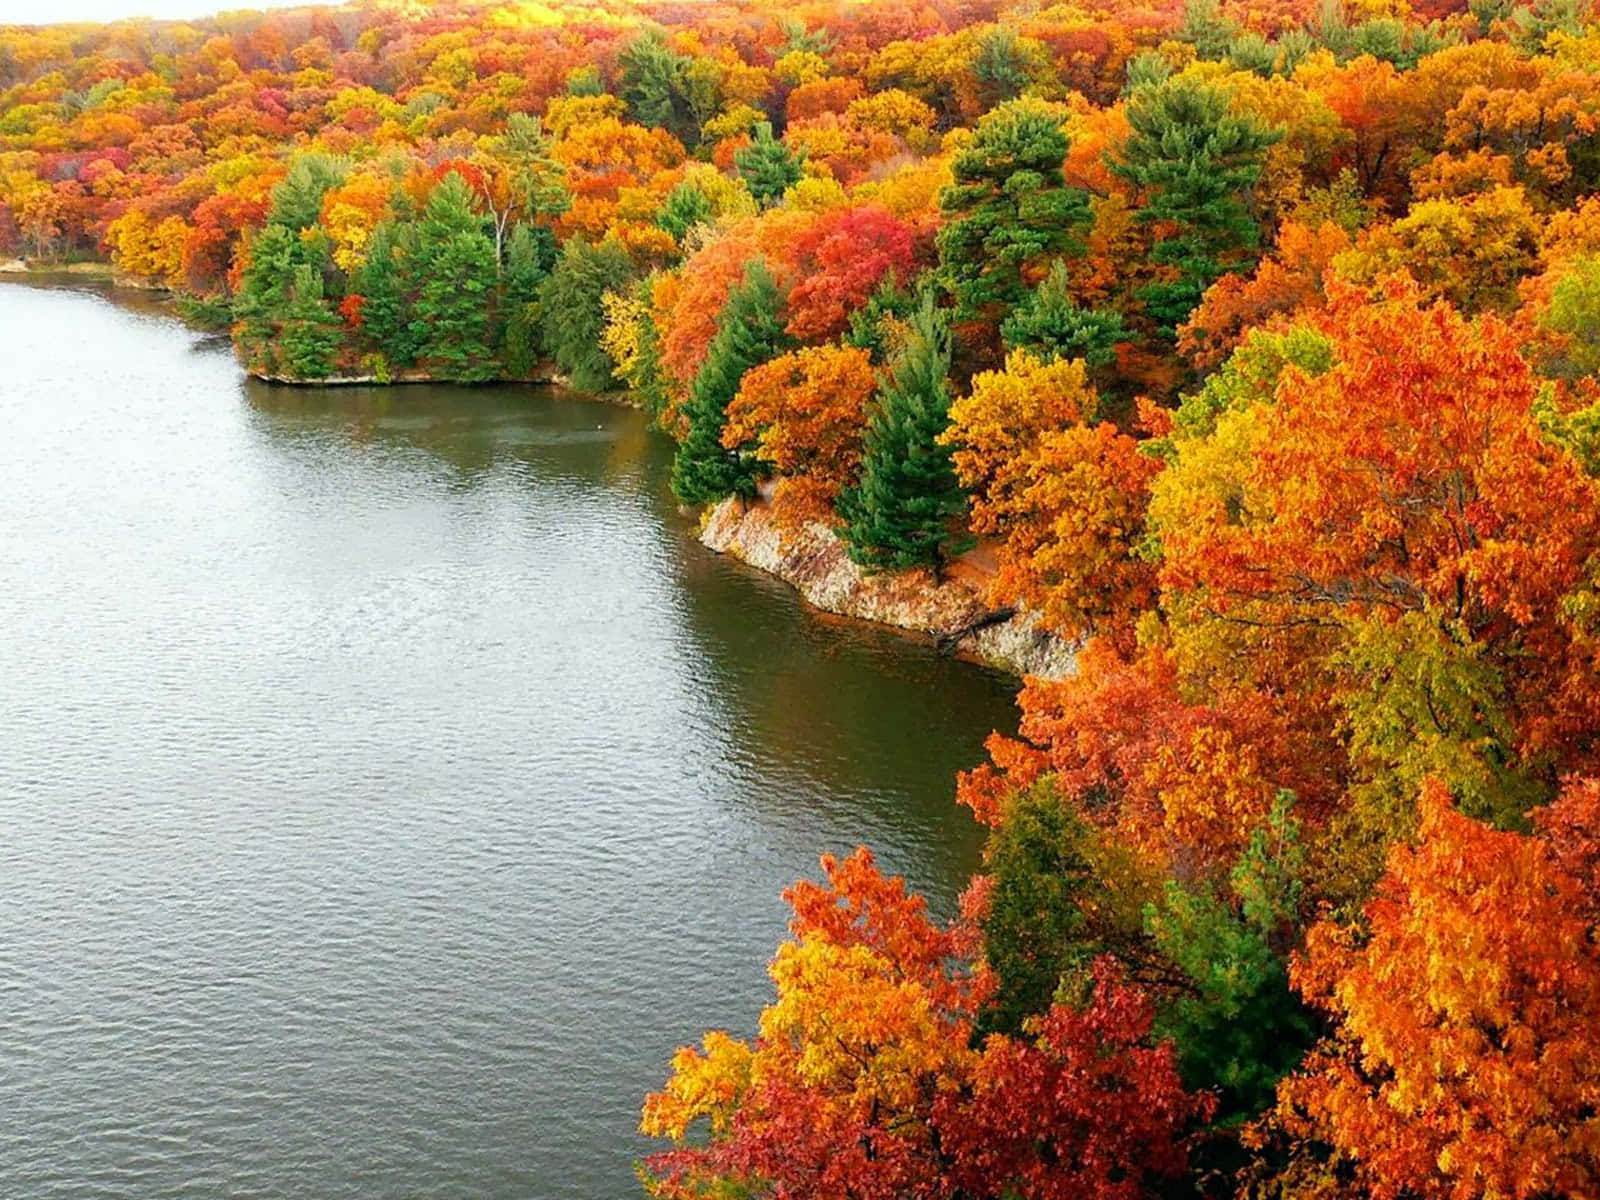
700,496 -> 1076,680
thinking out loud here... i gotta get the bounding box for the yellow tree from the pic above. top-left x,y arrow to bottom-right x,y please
944,350 -> 1158,644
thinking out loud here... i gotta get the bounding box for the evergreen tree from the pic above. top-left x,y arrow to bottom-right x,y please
1176,0 -> 1239,59
734,123 -> 803,208
618,31 -> 703,148
407,173 -> 498,381
540,236 -> 636,391
268,152 -> 348,232
971,28 -> 1041,111
937,100 -> 1092,330
1001,259 -> 1125,368
978,784 -> 1115,1038
1111,76 -> 1281,334
670,262 -> 789,505
498,222 -> 555,377
839,299 -> 970,571
233,221 -> 300,370
279,262 -> 343,379
355,220 -> 417,369
631,306 -> 673,425
845,271 -> 917,364
655,181 -> 715,243
1143,796 -> 1315,1119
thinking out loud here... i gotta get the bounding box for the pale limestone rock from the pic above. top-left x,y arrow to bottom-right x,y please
701,497 -> 1076,680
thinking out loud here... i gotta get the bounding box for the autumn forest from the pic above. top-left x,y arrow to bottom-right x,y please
4,0 -> 1600,1194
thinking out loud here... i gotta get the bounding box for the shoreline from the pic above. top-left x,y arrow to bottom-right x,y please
8,268 -> 1070,679
700,495 -> 1075,680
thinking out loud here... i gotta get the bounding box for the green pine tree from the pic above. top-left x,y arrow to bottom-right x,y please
279,263 -> 343,379
655,181 -> 716,243
670,261 -> 789,506
838,299 -> 971,571
355,220 -> 418,370
1110,76 -> 1281,335
618,30 -> 705,148
408,173 -> 498,382
1144,795 -> 1315,1120
540,236 -> 637,391
1001,259 -> 1126,368
233,221 -> 300,372
498,222 -> 555,377
734,123 -> 803,208
978,784 -> 1116,1038
936,99 -> 1092,330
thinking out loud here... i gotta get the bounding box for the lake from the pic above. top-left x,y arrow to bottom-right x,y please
0,281 -> 1018,1198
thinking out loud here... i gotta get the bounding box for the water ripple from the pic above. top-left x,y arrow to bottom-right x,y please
0,281 -> 1018,1200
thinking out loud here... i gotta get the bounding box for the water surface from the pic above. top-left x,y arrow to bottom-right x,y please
0,282 -> 1017,1198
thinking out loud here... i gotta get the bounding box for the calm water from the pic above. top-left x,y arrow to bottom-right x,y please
0,282 -> 1018,1199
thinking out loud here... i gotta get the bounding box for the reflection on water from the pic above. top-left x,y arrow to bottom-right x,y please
0,281 -> 1018,1200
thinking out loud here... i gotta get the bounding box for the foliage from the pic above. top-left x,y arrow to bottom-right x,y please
1276,778 -> 1600,1200
724,342 -> 877,520
670,262 -> 790,506
945,349 -> 1157,642
408,172 -> 498,381
17,4 -> 1600,1192
734,122 -> 804,208
540,236 -> 635,392
937,99 -> 1092,336
839,299 -> 969,572
1112,76 -> 1282,335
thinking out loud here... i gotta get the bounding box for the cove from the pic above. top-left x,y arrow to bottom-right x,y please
0,281 -> 1019,1199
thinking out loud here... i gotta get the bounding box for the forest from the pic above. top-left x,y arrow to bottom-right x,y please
4,0 -> 1600,1194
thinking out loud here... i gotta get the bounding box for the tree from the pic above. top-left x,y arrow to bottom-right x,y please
954,639 -> 1334,869
943,349 -> 1158,642
670,262 -> 790,506
937,99 -> 1091,335
723,342 -> 877,521
619,30 -> 712,149
1111,76 -> 1281,335
477,113 -> 569,268
838,299 -> 970,572
267,152 -> 346,232
653,181 -> 714,244
408,172 -> 498,381
1150,277 -> 1600,776
1143,795 -> 1314,1119
782,205 -> 916,343
643,851 -> 1212,1200
975,782 -> 1119,1037
278,262 -> 343,379
1341,186 -> 1541,314
1276,778 -> 1600,1200
641,848 -> 985,1200
353,220 -> 417,369
940,958 -> 1214,1200
498,222 -> 554,377
539,236 -> 636,392
1535,253 -> 1600,380
1177,218 -> 1350,369
1001,260 -> 1126,371
734,122 -> 804,207
232,220 -> 301,372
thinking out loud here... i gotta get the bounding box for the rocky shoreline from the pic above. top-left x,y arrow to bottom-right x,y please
700,495 -> 1076,680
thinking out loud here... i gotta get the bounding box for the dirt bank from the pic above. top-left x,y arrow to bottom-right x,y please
701,496 -> 1076,680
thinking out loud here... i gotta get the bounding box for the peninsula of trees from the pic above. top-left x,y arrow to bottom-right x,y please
5,0 -> 1600,1195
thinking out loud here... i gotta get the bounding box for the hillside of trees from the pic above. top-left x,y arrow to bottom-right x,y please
6,0 -> 1600,1194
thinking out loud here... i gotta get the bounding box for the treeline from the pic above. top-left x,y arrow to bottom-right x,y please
5,0 -> 1600,1195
